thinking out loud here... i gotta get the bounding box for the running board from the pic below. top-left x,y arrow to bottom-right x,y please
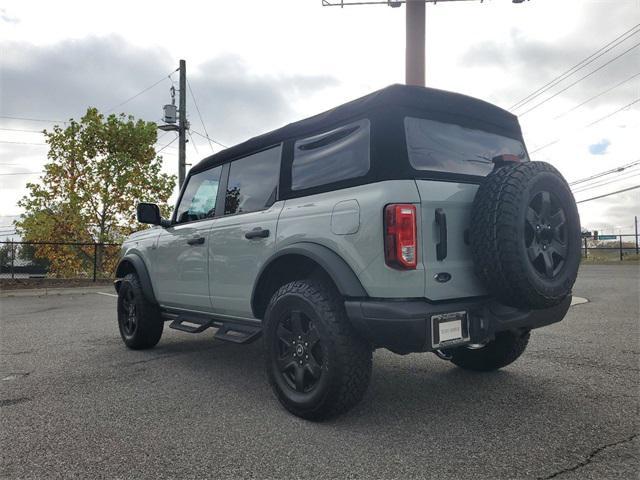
166,312 -> 262,344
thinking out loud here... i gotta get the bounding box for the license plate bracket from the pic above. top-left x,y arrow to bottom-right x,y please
431,311 -> 470,349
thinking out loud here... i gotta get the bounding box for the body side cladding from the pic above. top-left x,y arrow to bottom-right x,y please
251,242 -> 368,319
114,253 -> 158,305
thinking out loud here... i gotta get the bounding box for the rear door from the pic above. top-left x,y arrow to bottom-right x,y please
404,116 -> 529,301
209,145 -> 283,319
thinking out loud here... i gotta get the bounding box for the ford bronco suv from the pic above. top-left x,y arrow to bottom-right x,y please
115,84 -> 581,420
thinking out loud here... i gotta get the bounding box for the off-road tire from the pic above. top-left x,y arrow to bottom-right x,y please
450,331 -> 530,372
263,279 -> 372,420
117,273 -> 163,350
471,161 -> 581,309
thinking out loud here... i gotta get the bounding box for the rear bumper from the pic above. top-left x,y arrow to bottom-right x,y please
344,295 -> 572,353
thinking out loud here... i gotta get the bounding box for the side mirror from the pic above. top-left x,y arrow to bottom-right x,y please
137,203 -> 163,225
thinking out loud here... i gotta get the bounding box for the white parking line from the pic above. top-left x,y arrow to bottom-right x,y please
96,292 -> 117,298
571,296 -> 589,306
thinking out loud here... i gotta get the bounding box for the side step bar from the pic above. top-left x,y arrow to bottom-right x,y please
166,312 -> 262,344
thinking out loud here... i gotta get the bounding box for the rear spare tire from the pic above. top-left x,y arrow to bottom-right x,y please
470,161 -> 581,309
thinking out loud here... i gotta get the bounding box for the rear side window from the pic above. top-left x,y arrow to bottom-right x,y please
292,119 -> 370,190
404,117 -> 528,177
175,166 -> 223,224
224,145 -> 282,215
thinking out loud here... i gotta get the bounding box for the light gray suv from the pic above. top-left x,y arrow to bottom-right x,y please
115,85 -> 581,420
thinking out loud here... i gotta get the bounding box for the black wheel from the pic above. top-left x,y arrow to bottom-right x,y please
117,273 -> 163,350
263,279 -> 372,420
471,161 -> 581,309
448,331 -> 530,372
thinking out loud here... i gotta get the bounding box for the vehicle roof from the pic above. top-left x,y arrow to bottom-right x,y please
190,84 -> 520,175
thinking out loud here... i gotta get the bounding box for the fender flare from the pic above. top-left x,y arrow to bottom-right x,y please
251,242 -> 368,316
114,253 -> 158,304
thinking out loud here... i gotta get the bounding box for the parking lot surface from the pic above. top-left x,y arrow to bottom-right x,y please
1,265 -> 638,479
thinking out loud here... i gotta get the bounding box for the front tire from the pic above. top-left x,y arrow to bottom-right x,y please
449,330 -> 530,372
117,273 -> 163,350
263,279 -> 372,420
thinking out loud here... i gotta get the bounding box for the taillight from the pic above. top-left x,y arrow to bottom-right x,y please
384,204 -> 417,270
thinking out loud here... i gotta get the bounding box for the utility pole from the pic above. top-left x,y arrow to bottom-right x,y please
635,215 -> 638,254
406,0 -> 426,86
159,60 -> 188,188
322,0 -> 528,87
178,59 -> 187,188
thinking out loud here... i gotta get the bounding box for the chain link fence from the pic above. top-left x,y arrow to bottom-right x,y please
0,241 -> 121,280
581,233 -> 639,261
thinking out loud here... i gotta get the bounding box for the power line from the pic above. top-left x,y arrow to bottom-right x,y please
569,160 -> 640,186
572,170 -> 640,194
576,184 -> 640,203
0,171 -> 43,176
554,72 -> 640,119
156,135 -> 179,154
186,79 -> 215,153
0,115 -> 66,123
530,98 -> 640,154
0,140 -> 47,146
0,127 -> 45,133
518,41 -> 640,117
511,24 -> 640,110
187,130 -> 199,155
191,130 -> 227,149
104,68 -> 178,114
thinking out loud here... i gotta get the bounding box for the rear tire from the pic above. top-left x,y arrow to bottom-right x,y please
263,279 -> 372,420
449,331 -> 530,372
117,273 -> 163,350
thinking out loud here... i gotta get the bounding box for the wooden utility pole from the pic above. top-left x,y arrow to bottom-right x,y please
178,59 -> 187,188
405,0 -> 426,86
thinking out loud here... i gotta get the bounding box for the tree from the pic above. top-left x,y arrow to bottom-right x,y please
16,108 -> 176,277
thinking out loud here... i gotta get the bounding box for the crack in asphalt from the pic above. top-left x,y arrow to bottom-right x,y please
537,434 -> 639,479
0,397 -> 32,407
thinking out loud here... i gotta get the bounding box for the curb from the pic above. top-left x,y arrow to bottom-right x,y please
0,286 -> 112,298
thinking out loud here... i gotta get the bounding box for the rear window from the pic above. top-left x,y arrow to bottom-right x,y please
404,117 -> 528,177
292,119 -> 370,190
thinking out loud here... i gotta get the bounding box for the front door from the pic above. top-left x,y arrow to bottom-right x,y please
153,165 -> 223,311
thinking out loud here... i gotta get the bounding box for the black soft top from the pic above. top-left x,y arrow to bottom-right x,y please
190,84 -> 521,175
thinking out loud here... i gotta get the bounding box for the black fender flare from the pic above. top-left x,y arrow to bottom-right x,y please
251,242 -> 368,317
114,253 -> 157,304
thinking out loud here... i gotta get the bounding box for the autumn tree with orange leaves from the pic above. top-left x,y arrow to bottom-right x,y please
16,108 -> 176,277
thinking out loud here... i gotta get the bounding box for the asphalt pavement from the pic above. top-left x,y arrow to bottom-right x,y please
1,265 -> 638,479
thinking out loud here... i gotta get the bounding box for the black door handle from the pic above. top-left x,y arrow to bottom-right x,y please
435,208 -> 447,261
245,227 -> 270,240
187,236 -> 205,245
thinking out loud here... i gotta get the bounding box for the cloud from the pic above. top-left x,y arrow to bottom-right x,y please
588,138 -> 611,155
0,8 -> 19,24
0,36 -> 339,146
458,5 -> 639,109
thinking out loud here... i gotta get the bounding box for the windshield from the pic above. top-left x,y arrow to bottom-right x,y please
404,117 -> 529,177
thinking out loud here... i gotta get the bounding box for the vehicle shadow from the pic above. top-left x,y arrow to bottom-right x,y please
134,334 -> 576,432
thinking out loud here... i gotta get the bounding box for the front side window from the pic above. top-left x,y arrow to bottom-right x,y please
175,166 -> 222,223
405,117 -> 529,177
224,145 -> 282,215
292,119 -> 370,191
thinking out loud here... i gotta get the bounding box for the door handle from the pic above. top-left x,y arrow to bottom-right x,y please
187,236 -> 205,246
245,227 -> 270,240
435,208 -> 447,261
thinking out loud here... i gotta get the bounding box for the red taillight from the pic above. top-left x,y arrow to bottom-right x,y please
384,204 -> 417,270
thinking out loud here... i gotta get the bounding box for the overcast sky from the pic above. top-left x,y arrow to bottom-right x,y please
1,0 -> 639,234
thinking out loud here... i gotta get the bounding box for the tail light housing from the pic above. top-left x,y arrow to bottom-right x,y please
384,204 -> 417,270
